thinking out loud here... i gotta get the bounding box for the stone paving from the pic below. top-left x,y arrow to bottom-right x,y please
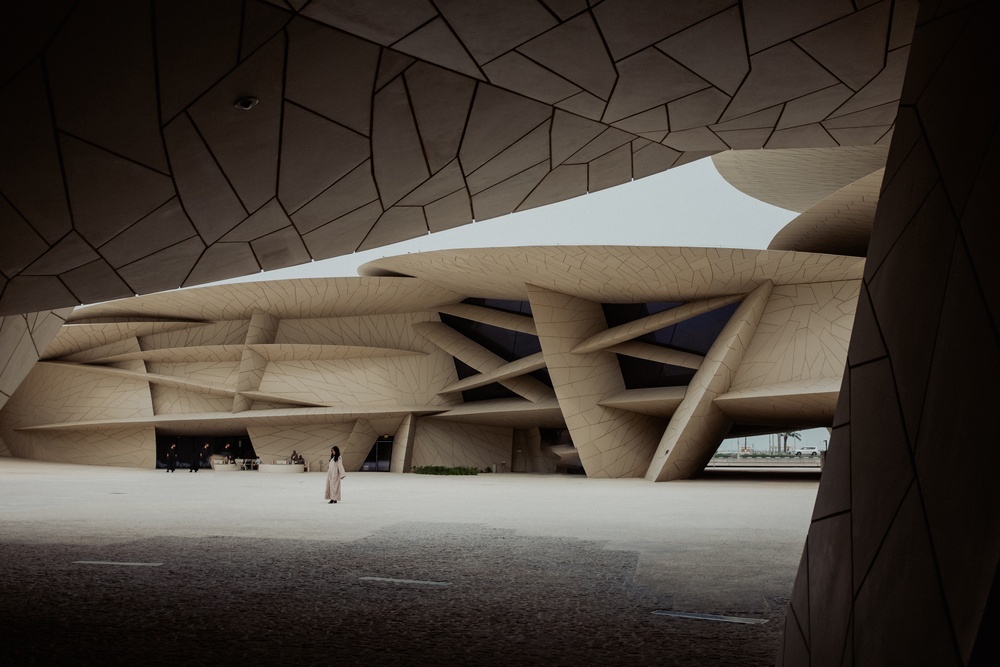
0,459 -> 820,665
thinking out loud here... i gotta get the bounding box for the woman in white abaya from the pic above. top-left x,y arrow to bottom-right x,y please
325,445 -> 346,504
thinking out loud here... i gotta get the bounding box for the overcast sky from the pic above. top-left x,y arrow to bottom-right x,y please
225,156 -> 796,282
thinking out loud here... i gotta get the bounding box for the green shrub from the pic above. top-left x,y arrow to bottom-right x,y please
411,466 -> 479,475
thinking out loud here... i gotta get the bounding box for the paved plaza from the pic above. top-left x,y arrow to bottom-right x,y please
0,459 -> 819,665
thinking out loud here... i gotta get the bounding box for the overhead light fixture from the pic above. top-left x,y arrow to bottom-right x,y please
234,97 -> 259,111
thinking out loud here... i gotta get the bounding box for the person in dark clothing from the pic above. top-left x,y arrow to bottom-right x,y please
165,443 -> 178,472
190,443 -> 209,472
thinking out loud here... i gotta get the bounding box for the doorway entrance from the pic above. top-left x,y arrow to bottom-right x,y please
360,435 -> 393,472
155,434 -> 255,469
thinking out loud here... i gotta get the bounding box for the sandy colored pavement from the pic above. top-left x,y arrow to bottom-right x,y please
0,459 -> 819,665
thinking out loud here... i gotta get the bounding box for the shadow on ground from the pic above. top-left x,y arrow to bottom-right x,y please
1,523 -> 785,666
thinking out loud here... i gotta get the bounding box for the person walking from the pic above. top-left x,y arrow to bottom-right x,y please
325,446 -> 346,504
165,443 -> 178,472
191,442 -> 209,472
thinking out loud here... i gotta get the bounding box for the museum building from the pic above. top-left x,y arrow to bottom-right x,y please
0,0 -> 996,663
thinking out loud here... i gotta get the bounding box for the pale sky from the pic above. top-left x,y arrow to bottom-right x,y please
225,156 -> 795,282
220,156 -> 829,451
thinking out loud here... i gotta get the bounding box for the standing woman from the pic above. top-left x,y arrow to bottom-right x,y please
325,446 -> 346,504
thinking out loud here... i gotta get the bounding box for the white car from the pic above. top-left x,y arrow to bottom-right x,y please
794,446 -> 820,457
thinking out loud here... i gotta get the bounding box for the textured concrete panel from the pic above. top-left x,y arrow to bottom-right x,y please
0,310 -> 70,405
164,114 -> 247,244
730,281 -> 858,392
47,0 -> 166,171
364,246 -> 863,304
528,285 -> 663,479
393,17 -> 482,80
372,78 -> 430,207
405,63 -> 476,174
0,3 -> 913,316
646,282 -> 771,481
412,418 -> 511,470
768,170 -> 882,256
0,62 -> 71,245
713,146 -> 889,213
390,412 -> 417,473
278,103 -> 370,214
783,3 -> 999,663
155,0 -> 242,123
285,18 -> 378,136
187,34 -> 284,212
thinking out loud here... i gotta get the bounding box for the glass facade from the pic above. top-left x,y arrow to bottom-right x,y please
361,436 -> 394,472
602,301 -> 742,390
442,299 -> 549,402
441,298 -> 742,396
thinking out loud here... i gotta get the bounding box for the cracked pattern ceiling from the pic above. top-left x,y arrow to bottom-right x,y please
0,0 -> 915,315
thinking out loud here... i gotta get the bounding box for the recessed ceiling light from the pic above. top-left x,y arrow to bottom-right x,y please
234,97 -> 258,111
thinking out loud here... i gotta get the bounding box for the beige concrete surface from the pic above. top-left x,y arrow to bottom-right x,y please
0,457 -> 818,613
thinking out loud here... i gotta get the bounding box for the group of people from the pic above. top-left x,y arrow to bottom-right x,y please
164,442 -> 212,473
164,442 -> 243,472
163,442 -> 347,504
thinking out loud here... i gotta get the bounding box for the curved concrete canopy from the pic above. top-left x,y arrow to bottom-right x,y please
4,245 -> 860,480
67,276 -> 462,323
768,169 -> 883,256
712,145 -> 888,212
0,0 -> 913,316
360,245 -> 864,301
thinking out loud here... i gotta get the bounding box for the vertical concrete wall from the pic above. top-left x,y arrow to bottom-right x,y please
781,2 -> 1000,664
0,309 -> 72,455
391,413 -> 417,473
411,418 -> 512,470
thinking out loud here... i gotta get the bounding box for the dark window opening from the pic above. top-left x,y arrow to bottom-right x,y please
452,359 -> 521,401
462,297 -> 533,316
440,313 -> 541,361
539,427 -> 573,446
155,434 -> 255,469
529,368 -> 553,388
361,436 -> 393,472
602,300 -> 742,387
617,357 -> 697,390
463,383 -> 521,402
539,428 -> 584,475
644,302 -> 741,355
602,302 -> 683,328
442,308 -> 549,400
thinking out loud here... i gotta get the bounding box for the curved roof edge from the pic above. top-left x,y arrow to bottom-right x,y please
768,170 -> 884,256
712,146 -> 889,213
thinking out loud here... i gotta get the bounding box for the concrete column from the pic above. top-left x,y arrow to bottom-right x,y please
781,2 -> 1000,664
391,413 -> 417,473
345,417 -> 379,472
527,284 -> 665,478
645,281 -> 772,481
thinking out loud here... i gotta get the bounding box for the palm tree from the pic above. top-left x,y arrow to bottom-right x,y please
779,431 -> 802,453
